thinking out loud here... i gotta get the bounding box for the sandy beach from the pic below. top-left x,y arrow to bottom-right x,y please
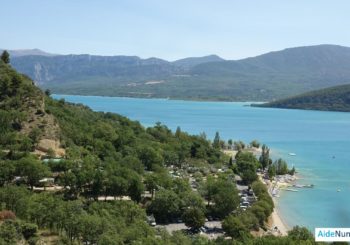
264,175 -> 297,236
268,203 -> 288,236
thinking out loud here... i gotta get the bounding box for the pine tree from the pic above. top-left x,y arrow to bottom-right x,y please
259,144 -> 271,170
229,156 -> 233,167
175,126 -> 181,138
1,50 -> 10,64
213,131 -> 221,149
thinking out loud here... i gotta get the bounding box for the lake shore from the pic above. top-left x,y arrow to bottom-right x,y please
223,148 -> 289,236
263,174 -> 297,236
268,199 -> 289,236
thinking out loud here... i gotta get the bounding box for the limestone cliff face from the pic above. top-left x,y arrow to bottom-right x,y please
20,96 -> 65,157
33,62 -> 55,85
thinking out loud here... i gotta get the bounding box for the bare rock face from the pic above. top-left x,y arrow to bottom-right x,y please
20,96 -> 65,157
36,139 -> 65,157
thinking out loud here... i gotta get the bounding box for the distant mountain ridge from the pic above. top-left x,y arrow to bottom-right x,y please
0,48 -> 57,57
254,84 -> 350,112
173,55 -> 225,69
7,44 -> 350,101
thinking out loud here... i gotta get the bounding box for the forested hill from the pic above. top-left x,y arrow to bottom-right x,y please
255,84 -> 350,112
0,53 -> 226,243
0,55 -> 317,244
9,44 -> 350,101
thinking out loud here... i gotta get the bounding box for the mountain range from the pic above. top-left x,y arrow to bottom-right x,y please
0,48 -> 56,57
5,44 -> 350,101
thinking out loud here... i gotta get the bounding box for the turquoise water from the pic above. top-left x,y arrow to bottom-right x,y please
54,95 -> 350,230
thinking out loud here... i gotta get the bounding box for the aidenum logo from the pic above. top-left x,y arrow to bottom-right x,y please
315,228 -> 350,242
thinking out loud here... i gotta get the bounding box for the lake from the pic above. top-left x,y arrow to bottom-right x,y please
53,94 -> 350,231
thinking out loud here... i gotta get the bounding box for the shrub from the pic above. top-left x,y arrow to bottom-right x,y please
20,222 -> 38,240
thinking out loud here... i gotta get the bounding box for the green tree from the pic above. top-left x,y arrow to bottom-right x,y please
61,200 -> 85,243
239,211 -> 259,230
228,156 -> 233,167
182,207 -> 205,230
121,156 -> 144,174
182,192 -> 206,211
234,141 -> 245,151
222,215 -> 251,240
78,214 -> 105,245
107,176 -> 128,199
250,140 -> 260,148
0,76 -> 11,99
199,175 -> 217,206
169,231 -> 192,245
172,178 -> 191,195
10,74 -> 22,94
213,131 -> 221,149
236,152 -> 259,184
128,173 -> 144,202
0,160 -> 16,186
273,158 -> 289,175
138,146 -> 163,170
0,220 -> 20,244
144,173 -> 159,199
44,89 -> 51,96
288,226 -> 314,241
251,181 -> 268,197
212,179 -> 240,218
149,189 -> 181,223
289,166 -> 296,175
268,164 -> 276,179
250,204 -> 267,225
0,186 -> 30,218
1,51 -> 10,64
27,193 -> 63,230
16,156 -> 50,190
20,222 -> 38,240
259,144 -> 272,170
175,126 -> 181,138
98,232 -> 123,245
28,127 -> 41,146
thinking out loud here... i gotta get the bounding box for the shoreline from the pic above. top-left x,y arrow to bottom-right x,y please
261,174 -> 297,236
268,198 -> 289,236
52,94 -> 265,103
222,148 -> 292,236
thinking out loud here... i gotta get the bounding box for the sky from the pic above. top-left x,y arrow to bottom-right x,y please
2,0 -> 350,60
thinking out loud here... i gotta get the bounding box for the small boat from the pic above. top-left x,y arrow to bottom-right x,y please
285,188 -> 298,192
289,153 -> 296,156
304,184 -> 314,188
337,189 -> 341,192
